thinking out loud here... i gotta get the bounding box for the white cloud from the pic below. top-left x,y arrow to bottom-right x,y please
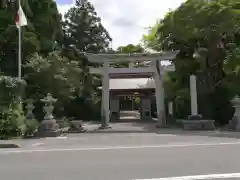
57,0 -> 185,49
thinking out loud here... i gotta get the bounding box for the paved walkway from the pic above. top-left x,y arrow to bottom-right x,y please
82,121 -> 240,139
120,110 -> 141,120
83,121 -> 157,133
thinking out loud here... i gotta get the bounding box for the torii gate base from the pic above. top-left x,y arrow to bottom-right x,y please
86,51 -> 179,129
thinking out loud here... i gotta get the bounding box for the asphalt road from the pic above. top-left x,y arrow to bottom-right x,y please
1,133 -> 240,180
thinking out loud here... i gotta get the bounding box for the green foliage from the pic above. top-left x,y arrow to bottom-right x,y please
112,44 -> 145,67
0,0 -> 114,138
24,52 -> 82,100
0,76 -> 26,110
0,100 -> 39,139
142,22 -> 162,51
116,44 -> 144,53
59,0 -> 112,120
143,0 -> 240,124
0,0 -> 62,76
224,42 -> 240,95
0,101 -> 26,139
62,0 -> 111,53
0,76 -> 27,139
24,51 -> 84,120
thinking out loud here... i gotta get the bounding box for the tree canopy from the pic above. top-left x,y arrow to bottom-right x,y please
143,0 -> 240,124
116,44 -> 144,53
0,0 -> 112,138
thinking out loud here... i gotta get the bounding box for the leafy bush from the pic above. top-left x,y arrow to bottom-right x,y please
0,76 -> 26,107
24,52 -> 83,121
0,101 -> 26,139
0,76 -> 27,139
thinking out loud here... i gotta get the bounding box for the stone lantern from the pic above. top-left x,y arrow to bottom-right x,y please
37,93 -> 62,137
230,96 -> 240,131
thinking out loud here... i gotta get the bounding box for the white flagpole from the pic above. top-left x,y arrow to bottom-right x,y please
18,0 -> 22,79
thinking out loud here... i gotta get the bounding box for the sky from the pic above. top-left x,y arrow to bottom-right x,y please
56,0 -> 185,49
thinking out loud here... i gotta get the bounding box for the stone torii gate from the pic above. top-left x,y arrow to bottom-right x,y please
86,51 -> 179,128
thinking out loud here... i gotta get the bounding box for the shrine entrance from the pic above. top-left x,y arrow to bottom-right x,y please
86,51 -> 179,129
109,82 -> 155,122
119,96 -> 136,111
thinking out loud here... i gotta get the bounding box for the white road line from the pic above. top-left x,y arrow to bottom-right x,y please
134,173 -> 240,180
45,136 -> 68,140
31,143 -> 44,147
0,141 -> 240,154
56,136 -> 68,139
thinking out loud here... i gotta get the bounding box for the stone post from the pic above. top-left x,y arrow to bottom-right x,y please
190,75 -> 198,116
188,75 -> 202,120
129,62 -> 134,68
140,97 -> 151,121
182,75 -> 215,130
167,101 -> 175,124
168,101 -> 173,116
37,93 -> 61,137
110,96 -> 120,121
230,96 -> 240,131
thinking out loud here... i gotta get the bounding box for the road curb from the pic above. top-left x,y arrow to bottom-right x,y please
0,144 -> 20,148
159,130 -> 240,139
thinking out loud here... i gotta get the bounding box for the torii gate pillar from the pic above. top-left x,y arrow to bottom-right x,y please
100,61 -> 110,129
152,60 -> 166,127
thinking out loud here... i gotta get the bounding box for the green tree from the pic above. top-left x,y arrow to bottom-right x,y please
24,51 -> 83,119
62,0 -> 111,53
0,0 -> 62,76
223,34 -> 240,96
112,44 -> 145,67
116,44 -> 144,53
60,0 -> 112,120
143,0 -> 240,124
0,0 -> 115,137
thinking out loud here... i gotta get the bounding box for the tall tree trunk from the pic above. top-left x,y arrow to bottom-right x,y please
206,38 -> 226,91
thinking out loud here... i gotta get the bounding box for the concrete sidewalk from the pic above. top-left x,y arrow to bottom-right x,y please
82,122 -> 240,138
2,122 -> 240,149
